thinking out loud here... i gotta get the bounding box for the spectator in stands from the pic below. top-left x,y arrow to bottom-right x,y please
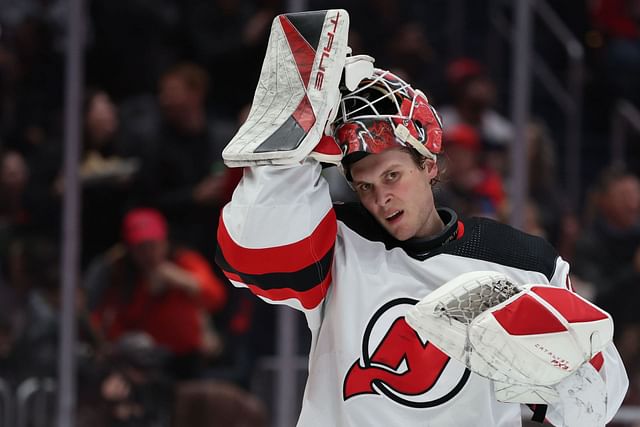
434,124 -> 506,219
0,150 -> 60,383
526,121 -> 580,257
438,57 -> 513,176
0,148 -> 60,258
3,16 -> 64,157
173,379 -> 268,427
572,166 -> 640,409
96,333 -> 173,427
181,0 -> 274,112
0,150 -> 30,241
77,89 -> 140,267
0,187 -> 29,384
0,37 -> 16,135
133,62 -> 235,260
87,208 -> 228,380
4,237 -> 97,382
383,22 -> 437,93
572,167 -> 640,317
78,331 -> 270,427
590,0 -> 640,106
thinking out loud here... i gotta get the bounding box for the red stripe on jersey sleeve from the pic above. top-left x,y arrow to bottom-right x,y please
218,209 -> 337,275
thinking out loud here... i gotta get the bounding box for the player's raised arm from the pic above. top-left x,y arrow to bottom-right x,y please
215,10 -> 356,312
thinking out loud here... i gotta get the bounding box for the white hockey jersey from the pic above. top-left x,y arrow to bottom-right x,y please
216,160 -> 628,427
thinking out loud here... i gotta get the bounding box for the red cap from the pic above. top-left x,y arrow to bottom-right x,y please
444,124 -> 481,151
446,58 -> 485,86
122,208 -> 168,245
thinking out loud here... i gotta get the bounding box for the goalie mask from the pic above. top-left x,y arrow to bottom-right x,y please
332,69 -> 443,169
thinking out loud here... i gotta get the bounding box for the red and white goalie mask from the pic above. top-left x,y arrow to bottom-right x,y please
332,69 -> 443,164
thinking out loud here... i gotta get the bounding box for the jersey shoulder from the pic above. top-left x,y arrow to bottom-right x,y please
333,202 -> 393,246
334,204 -> 559,280
440,216 -> 559,280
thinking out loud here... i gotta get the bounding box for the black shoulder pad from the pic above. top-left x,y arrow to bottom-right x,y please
333,202 -> 394,247
440,217 -> 559,280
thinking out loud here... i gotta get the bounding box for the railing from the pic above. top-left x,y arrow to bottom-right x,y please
0,378 -> 12,427
610,99 -> 640,168
3,374 -> 640,426
489,0 -> 584,208
16,378 -> 57,427
0,377 -> 58,427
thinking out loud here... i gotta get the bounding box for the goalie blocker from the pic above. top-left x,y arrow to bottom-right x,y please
223,9 -> 350,167
405,271 -> 613,404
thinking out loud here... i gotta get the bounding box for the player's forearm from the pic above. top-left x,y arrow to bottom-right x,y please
215,160 -> 337,309
221,160 -> 333,249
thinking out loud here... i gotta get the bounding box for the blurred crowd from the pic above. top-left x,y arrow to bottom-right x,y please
0,0 -> 640,426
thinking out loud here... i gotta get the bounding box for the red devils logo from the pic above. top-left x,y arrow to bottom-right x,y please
343,298 -> 470,407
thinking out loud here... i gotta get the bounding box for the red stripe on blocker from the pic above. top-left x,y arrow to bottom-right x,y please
218,209 -> 337,275
292,94 -> 316,132
530,286 -> 609,323
492,294 -> 567,335
280,15 -> 316,88
248,270 -> 332,309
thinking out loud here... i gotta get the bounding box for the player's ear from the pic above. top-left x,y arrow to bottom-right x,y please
425,158 -> 438,181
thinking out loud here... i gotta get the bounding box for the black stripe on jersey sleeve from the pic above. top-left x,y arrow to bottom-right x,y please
216,245 -> 334,292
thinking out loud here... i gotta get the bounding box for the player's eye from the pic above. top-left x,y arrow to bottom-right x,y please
385,171 -> 399,182
357,183 -> 372,192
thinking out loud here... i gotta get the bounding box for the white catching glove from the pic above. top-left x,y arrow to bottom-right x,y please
405,271 -> 613,405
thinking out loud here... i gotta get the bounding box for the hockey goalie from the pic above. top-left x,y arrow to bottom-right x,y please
216,8 -> 628,427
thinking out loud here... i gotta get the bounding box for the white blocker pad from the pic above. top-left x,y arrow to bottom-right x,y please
223,9 -> 350,167
405,271 -> 613,402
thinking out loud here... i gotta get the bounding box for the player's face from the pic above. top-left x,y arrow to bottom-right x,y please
130,239 -> 169,272
350,149 -> 441,241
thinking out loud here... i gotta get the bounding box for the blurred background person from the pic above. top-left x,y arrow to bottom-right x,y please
435,123 -> 506,220
590,0 -> 640,107
572,167 -> 640,311
438,57 -> 513,177
86,208 -> 228,380
525,121 -> 580,260
130,62 -> 236,262
77,89 -> 140,268
571,167 -> 640,409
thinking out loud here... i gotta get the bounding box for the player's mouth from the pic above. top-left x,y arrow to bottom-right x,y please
385,210 -> 404,223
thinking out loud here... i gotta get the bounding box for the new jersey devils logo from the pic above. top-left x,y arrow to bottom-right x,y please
343,298 -> 470,407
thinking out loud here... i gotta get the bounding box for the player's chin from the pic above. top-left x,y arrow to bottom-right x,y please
383,223 -> 415,242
